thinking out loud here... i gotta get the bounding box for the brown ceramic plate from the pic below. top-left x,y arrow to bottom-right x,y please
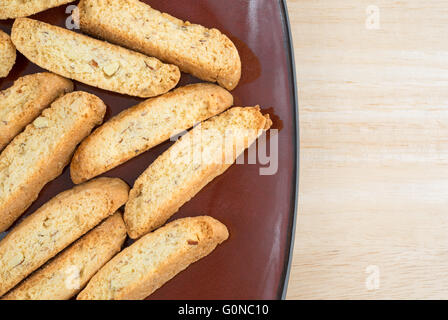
0,0 -> 298,300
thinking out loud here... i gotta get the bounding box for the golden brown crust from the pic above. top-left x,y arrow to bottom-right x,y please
3,212 -> 127,300
0,30 -> 16,78
0,177 -> 129,297
70,83 -> 234,184
0,0 -> 75,19
124,106 -> 272,239
11,18 -> 180,98
79,0 -> 241,90
77,216 -> 228,300
0,73 -> 74,151
0,91 -> 107,232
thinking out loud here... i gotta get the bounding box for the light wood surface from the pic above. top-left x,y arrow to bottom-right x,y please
286,0 -> 448,299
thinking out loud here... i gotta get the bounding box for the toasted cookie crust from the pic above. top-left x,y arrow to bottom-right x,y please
3,212 -> 127,300
0,0 -> 75,20
79,0 -> 241,90
77,216 -> 228,300
0,91 -> 107,232
124,106 -> 272,239
11,18 -> 180,98
0,30 -> 16,78
0,73 -> 74,151
0,178 -> 129,297
70,83 -> 233,184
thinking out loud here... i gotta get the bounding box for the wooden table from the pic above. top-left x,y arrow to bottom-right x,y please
286,0 -> 448,299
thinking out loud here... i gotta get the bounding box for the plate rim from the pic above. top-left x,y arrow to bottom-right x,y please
278,0 -> 300,300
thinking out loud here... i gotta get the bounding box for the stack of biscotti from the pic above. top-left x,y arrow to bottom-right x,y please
3,212 -> 127,300
0,0 -> 75,19
0,0 -> 277,301
11,18 -> 181,98
124,106 -> 272,239
79,0 -> 241,90
70,83 -> 234,184
0,73 -> 74,151
77,216 -> 228,300
0,178 -> 129,296
0,91 -> 106,232
0,30 -> 16,78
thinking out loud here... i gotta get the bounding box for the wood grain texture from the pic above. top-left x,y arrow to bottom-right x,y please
286,0 -> 448,299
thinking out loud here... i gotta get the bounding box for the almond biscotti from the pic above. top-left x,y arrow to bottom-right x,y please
3,212 -> 127,300
0,0 -> 75,20
124,106 -> 272,239
79,0 -> 241,90
0,30 -> 16,78
11,18 -> 180,98
70,83 -> 234,184
0,73 -> 73,151
0,91 -> 106,232
77,216 -> 228,300
0,177 -> 129,297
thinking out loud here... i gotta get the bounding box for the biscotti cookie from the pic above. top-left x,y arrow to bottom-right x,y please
0,30 -> 16,78
77,216 -> 228,300
0,72 -> 74,151
79,0 -> 241,90
0,177 -> 129,297
124,106 -> 272,239
0,91 -> 106,232
11,18 -> 180,98
3,212 -> 127,300
70,83 -> 234,184
0,0 -> 75,20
